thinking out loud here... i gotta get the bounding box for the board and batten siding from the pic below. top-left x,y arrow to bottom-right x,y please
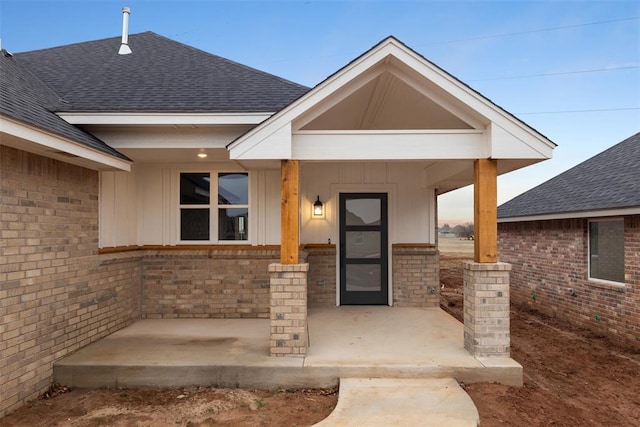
300,162 -> 437,245
99,163 -> 281,247
100,161 -> 437,248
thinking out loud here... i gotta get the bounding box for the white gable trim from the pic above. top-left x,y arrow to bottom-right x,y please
228,37 -> 555,161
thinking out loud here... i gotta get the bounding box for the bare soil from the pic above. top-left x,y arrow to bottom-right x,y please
0,386 -> 337,427
440,246 -> 640,427
3,239 -> 639,426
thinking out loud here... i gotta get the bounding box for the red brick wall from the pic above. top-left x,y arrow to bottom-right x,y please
0,146 -> 141,416
499,217 -> 640,349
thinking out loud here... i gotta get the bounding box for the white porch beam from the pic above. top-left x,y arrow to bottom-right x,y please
291,130 -> 486,160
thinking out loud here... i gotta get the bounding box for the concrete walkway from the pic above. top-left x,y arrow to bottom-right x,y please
314,378 -> 479,426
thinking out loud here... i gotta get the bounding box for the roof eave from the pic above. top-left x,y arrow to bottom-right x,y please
498,206 -> 640,223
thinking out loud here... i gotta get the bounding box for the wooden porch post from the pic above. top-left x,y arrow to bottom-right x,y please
280,159 -> 299,264
473,159 -> 498,263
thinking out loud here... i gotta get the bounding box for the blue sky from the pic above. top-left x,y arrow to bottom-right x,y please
1,0 -> 639,225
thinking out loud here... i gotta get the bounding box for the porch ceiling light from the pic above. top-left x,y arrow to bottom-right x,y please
313,195 -> 324,218
197,150 -> 208,159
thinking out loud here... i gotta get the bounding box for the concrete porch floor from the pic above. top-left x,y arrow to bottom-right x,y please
53,307 -> 522,389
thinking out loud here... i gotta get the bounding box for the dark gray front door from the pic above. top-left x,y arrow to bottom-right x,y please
339,193 -> 388,305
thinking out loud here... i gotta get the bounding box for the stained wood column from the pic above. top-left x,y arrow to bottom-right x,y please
473,159 -> 498,263
280,159 -> 299,264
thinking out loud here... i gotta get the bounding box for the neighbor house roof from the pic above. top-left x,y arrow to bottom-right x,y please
0,50 -> 129,160
14,31 -> 310,113
498,132 -> 640,220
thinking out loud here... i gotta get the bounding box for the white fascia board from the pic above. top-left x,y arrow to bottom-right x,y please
58,112 -> 273,125
0,116 -> 131,171
498,206 -> 640,223
291,129 -> 485,160
233,122 -> 292,159
490,123 -> 553,159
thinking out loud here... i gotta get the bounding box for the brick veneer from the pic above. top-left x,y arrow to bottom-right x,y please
499,217 -> 640,349
305,245 -> 336,307
0,147 -> 141,417
142,249 -> 279,319
392,244 -> 439,307
463,261 -> 511,357
268,263 -> 309,356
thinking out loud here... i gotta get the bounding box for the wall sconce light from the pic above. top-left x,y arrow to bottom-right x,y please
312,195 -> 324,218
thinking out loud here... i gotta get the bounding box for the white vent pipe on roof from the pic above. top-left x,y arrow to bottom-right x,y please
118,7 -> 132,55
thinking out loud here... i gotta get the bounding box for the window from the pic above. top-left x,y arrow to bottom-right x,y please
589,219 -> 624,283
179,172 -> 248,242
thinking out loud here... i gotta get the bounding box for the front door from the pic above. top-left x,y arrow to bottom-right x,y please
339,193 -> 388,305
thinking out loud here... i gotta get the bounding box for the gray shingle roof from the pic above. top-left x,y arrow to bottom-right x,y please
498,132 -> 640,218
0,50 -> 129,160
14,32 -> 310,113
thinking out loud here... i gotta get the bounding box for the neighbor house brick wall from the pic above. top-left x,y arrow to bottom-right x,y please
0,146 -> 141,417
499,216 -> 640,349
392,245 -> 439,307
141,249 -> 279,319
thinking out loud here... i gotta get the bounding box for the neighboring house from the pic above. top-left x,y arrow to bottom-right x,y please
498,132 -> 640,348
1,31 -> 555,415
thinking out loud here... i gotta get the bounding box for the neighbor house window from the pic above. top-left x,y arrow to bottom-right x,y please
589,219 -> 624,283
179,172 -> 248,242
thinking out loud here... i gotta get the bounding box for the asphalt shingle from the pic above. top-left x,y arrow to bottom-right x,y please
498,132 -> 640,218
0,50 -> 129,160
14,32 -> 310,113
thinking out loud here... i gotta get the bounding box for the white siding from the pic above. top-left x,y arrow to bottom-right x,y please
300,162 -> 436,245
100,162 -> 282,247
100,161 -> 436,247
99,168 -> 138,247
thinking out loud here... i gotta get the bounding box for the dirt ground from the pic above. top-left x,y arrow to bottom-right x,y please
3,238 -> 639,426
0,387 -> 337,427
439,239 -> 640,426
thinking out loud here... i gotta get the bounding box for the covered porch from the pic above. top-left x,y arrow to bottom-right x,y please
53,306 -> 522,389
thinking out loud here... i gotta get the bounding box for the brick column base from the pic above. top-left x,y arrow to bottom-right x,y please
268,263 -> 309,357
463,261 -> 512,357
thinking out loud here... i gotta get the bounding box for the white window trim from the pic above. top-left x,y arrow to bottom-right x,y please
587,217 -> 625,286
178,170 -> 250,245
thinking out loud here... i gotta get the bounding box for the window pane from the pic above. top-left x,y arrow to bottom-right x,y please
589,220 -> 624,283
346,198 -> 381,225
180,173 -> 210,205
180,208 -> 209,240
346,231 -> 381,258
346,264 -> 381,292
219,173 -> 248,205
219,208 -> 248,240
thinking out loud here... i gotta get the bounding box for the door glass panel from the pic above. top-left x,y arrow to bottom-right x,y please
346,231 -> 381,258
345,199 -> 381,225
346,265 -> 381,292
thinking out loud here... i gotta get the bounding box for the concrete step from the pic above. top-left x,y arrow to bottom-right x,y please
313,378 -> 479,426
